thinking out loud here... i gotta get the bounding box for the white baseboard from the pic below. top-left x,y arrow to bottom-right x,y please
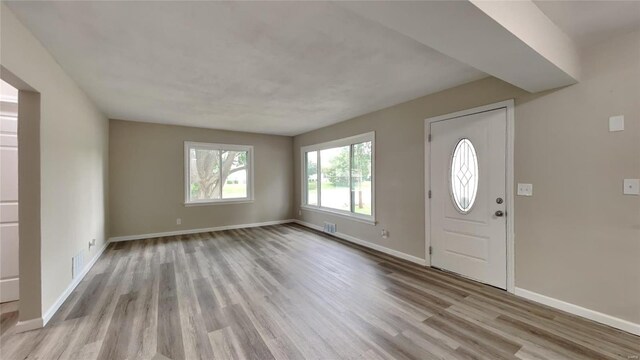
0,278 -> 19,302
515,287 -> 640,336
0,301 -> 19,314
13,317 -> 43,333
108,219 -> 296,242
294,220 -> 427,266
13,240 -> 109,333
41,240 -> 110,326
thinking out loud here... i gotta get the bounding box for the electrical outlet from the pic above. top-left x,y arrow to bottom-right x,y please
381,229 -> 389,239
88,238 -> 96,250
298,209 -> 302,216
176,218 -> 182,225
517,183 -> 533,196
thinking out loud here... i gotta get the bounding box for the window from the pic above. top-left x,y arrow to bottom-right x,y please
184,142 -> 253,205
302,132 -> 374,223
450,138 -> 478,213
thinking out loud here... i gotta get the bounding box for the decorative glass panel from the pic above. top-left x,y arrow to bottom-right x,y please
450,138 -> 478,213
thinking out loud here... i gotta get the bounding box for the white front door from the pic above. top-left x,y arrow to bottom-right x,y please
430,108 -> 507,289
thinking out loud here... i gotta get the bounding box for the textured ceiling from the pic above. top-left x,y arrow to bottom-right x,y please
6,1 -> 487,135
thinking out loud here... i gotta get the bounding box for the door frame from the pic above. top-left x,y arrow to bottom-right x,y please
424,99 -> 515,293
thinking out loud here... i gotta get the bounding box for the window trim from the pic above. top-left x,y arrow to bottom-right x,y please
300,132 -> 375,224
184,141 -> 254,206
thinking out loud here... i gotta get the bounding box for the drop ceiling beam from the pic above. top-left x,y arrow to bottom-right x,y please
339,0 -> 580,93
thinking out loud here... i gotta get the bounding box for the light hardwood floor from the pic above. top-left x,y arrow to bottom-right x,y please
1,224 -> 638,359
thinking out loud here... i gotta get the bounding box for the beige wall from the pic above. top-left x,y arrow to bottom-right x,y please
514,30 -> 639,324
295,80 -> 525,258
16,90 -> 41,321
109,120 -> 294,238
294,29 -> 640,323
1,4 -> 109,321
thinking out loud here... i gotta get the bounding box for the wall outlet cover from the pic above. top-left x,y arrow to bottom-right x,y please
517,183 -> 533,196
623,179 -> 639,195
609,115 -> 624,132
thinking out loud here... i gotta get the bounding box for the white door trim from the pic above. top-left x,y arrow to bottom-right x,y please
424,99 -> 515,293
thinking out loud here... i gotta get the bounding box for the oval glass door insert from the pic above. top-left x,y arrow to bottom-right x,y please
450,138 -> 478,213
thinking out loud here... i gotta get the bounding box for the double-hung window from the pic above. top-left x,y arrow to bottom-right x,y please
301,132 -> 374,223
184,142 -> 253,205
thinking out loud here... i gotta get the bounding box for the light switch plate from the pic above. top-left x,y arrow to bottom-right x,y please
517,183 -> 533,196
623,179 -> 639,195
609,115 -> 624,132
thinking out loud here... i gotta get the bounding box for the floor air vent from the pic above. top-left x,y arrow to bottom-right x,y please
323,222 -> 336,234
72,252 -> 84,279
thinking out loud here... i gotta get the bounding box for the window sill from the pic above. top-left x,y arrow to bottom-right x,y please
185,199 -> 254,207
301,205 -> 376,225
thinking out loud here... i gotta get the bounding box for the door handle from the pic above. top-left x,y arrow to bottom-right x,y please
495,210 -> 504,217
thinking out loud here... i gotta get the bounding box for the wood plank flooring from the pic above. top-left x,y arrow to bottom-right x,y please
1,224 -> 638,359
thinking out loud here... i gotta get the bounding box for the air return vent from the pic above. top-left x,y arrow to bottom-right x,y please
323,222 -> 336,234
72,252 -> 84,279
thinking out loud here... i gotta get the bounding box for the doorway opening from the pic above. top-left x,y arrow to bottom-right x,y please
1,66 -> 43,333
1,79 -> 19,304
